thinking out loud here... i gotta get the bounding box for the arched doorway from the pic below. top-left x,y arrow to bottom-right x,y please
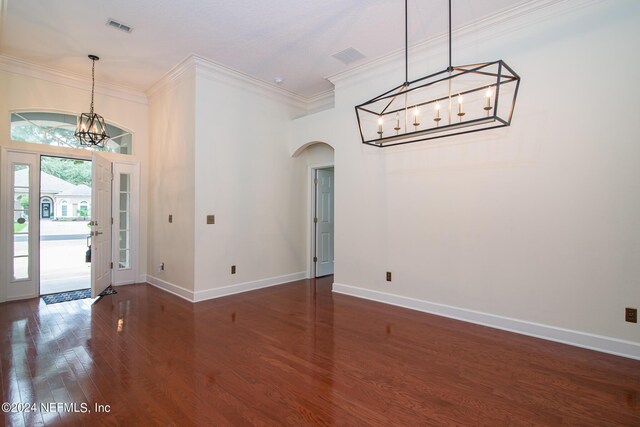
292,141 -> 335,278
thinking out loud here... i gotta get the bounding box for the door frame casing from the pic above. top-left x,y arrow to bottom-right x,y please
307,163 -> 334,278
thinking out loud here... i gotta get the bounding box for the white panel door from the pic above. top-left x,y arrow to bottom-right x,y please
91,153 -> 112,298
315,168 -> 334,277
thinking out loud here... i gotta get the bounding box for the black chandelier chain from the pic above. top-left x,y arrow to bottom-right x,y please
90,57 -> 96,115
75,54 -> 110,147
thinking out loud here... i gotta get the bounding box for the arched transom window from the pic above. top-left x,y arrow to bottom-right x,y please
10,111 -> 133,155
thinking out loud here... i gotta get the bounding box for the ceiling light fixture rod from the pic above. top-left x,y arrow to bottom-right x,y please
405,0 -> 408,83
448,0 -> 452,71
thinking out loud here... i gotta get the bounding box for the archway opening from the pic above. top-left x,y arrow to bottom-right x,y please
294,141 -> 335,278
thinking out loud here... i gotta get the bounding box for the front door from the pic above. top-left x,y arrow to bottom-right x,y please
41,201 -> 51,218
91,153 -> 112,298
315,168 -> 334,277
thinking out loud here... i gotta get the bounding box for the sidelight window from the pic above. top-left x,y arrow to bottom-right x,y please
13,164 -> 30,280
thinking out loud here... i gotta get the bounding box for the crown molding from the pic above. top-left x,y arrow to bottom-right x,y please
145,54 -> 197,98
327,0 -> 604,87
0,54 -> 148,105
305,89 -> 335,114
191,54 -> 308,113
147,53 -> 335,115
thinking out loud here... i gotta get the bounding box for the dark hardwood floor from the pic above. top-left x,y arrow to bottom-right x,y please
1,277 -> 639,426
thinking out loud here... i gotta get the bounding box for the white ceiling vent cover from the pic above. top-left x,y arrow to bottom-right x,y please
331,47 -> 365,65
106,19 -> 133,33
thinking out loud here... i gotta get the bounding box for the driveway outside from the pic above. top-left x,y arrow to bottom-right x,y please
40,219 -> 91,294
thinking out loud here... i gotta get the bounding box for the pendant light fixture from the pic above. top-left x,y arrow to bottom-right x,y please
355,0 -> 520,148
75,54 -> 110,147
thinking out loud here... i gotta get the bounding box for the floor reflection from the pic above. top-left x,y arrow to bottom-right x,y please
1,275 -> 639,425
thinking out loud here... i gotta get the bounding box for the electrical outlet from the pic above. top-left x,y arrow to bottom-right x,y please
159,262 -> 165,272
231,265 -> 236,274
386,271 -> 392,282
168,214 -> 173,223
625,307 -> 637,323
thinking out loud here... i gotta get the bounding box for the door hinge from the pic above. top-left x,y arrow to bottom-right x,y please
314,217 -> 318,224
314,178 -> 318,185
110,262 -> 113,269
313,257 -> 317,262
111,217 -> 114,225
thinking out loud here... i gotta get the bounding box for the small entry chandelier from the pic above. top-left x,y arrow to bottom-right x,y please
75,54 -> 110,147
355,0 -> 521,148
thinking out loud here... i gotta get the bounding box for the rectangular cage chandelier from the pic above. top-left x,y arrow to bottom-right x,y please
355,0 -> 521,148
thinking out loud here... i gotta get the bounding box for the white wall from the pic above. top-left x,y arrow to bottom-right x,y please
147,66 -> 196,293
146,57 -> 314,299
292,0 -> 640,354
0,59 -> 149,301
192,63 -> 309,294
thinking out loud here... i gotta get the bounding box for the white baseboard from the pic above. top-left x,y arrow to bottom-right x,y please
146,275 -> 194,302
6,292 -> 37,302
113,280 -> 136,287
145,271 -> 307,303
193,271 -> 306,302
332,283 -> 640,361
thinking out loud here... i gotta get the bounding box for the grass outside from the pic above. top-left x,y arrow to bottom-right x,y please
14,222 -> 27,233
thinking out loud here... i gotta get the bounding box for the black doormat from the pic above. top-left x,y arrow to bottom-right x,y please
99,285 -> 118,296
41,285 -> 117,305
42,289 -> 91,304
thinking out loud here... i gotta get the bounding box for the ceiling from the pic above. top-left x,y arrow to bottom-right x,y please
1,0 -> 524,98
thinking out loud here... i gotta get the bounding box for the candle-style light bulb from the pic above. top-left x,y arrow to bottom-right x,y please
377,116 -> 383,138
484,87 -> 493,112
394,112 -> 401,133
413,107 -> 420,128
457,94 -> 465,119
434,102 -> 441,126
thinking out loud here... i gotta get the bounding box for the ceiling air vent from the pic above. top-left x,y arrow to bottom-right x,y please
106,18 -> 133,33
331,47 -> 365,65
